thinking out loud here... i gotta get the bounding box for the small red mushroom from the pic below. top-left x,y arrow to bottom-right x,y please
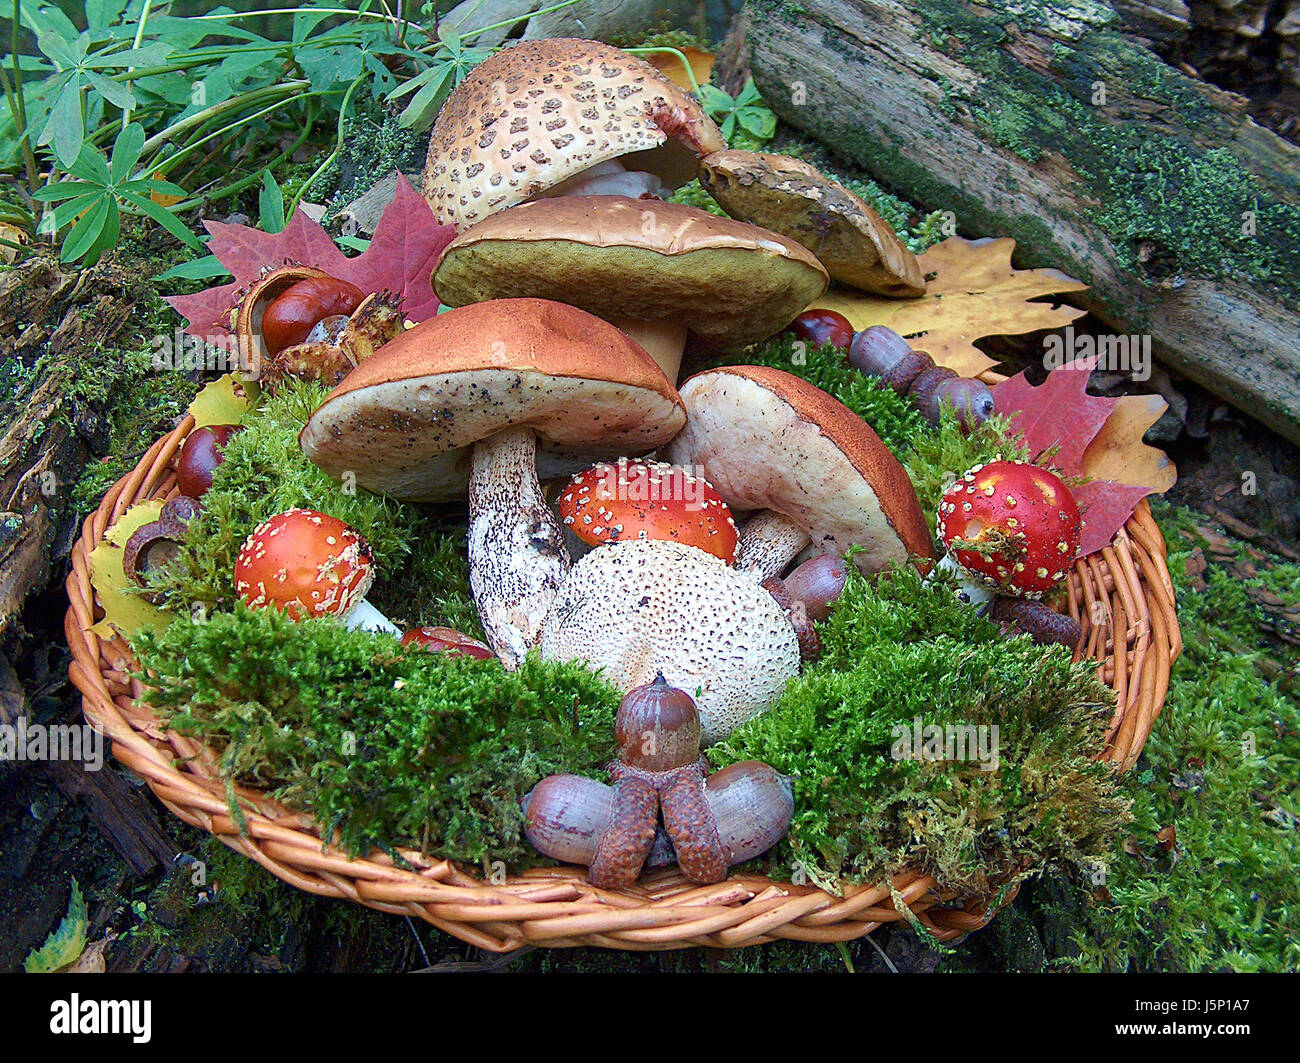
556,458 -> 738,563
937,460 -> 1083,599
400,626 -> 495,660
234,508 -> 396,631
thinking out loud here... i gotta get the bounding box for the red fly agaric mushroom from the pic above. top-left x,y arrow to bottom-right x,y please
557,458 -> 738,563
299,298 -> 685,667
665,366 -> 935,581
937,460 -> 1083,599
433,196 -> 828,381
234,508 -> 397,633
400,626 -> 494,659
539,538 -> 801,743
421,38 -> 725,231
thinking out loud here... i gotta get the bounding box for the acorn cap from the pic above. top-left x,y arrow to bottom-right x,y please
698,150 -> 926,297
299,298 -> 685,502
421,38 -> 725,231
539,539 -> 800,745
433,196 -> 829,346
664,366 -> 936,572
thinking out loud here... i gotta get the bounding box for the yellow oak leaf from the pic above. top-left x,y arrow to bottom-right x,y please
1081,392 -> 1177,495
812,236 -> 1089,378
89,499 -> 170,641
645,46 -> 715,90
187,372 -> 257,430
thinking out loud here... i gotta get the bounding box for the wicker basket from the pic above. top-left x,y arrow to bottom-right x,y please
65,413 -> 1181,952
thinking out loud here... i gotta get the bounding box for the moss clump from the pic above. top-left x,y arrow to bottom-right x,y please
135,605 -> 620,864
711,565 -> 1128,897
146,381 -> 460,626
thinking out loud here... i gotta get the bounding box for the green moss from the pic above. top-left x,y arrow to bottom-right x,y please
712,565 -> 1128,898
135,605 -> 621,864
1058,501 -> 1300,971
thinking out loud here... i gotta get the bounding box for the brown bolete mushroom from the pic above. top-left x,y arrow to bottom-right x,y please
432,195 -> 828,381
665,366 -> 936,580
299,298 -> 685,667
538,538 -> 801,743
421,37 -> 725,231
697,150 -> 926,297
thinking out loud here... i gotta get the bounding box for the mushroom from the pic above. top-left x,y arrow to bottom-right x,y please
421,37 -> 725,232
433,195 -> 829,382
538,538 -> 801,744
936,460 -> 1083,599
557,458 -> 739,563
697,150 -> 926,297
234,507 -> 398,633
664,366 -> 936,581
298,298 -> 685,667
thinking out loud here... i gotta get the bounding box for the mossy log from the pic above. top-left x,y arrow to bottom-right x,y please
728,0 -> 1300,444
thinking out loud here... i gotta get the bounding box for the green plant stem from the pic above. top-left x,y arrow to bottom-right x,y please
286,75 -> 362,217
119,0 -> 155,129
466,0 -> 583,41
622,46 -> 703,95
151,91 -> 314,179
139,81 -> 310,157
8,0 -> 38,189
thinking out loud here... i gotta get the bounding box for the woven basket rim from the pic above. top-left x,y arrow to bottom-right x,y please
64,412 -> 1182,952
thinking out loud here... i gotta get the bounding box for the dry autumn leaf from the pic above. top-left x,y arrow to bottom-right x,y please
187,373 -> 257,430
1081,393 -> 1177,495
150,172 -> 184,207
812,236 -> 1089,377
89,499 -> 169,640
644,46 -> 715,90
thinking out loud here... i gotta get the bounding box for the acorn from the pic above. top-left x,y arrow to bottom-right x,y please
848,325 -> 994,429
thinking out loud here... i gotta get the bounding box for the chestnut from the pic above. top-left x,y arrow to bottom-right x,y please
400,626 -> 495,660
260,276 -> 364,356
784,308 -> 854,351
176,424 -> 242,498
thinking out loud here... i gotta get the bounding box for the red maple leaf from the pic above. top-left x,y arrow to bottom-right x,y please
992,355 -> 1159,556
165,173 -> 453,343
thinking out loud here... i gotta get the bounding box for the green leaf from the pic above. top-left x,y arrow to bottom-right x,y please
155,254 -> 232,282
110,122 -> 145,182
258,170 -> 285,234
60,195 -> 111,263
38,81 -> 85,168
738,106 -> 776,139
68,142 -> 113,185
86,67 -> 135,110
84,197 -> 122,266
396,64 -> 454,130
119,189 -> 203,249
31,181 -> 101,203
23,880 -> 87,973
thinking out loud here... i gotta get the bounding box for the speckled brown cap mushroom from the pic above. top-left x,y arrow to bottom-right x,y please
422,38 -> 725,231
433,195 -> 828,380
539,539 -> 800,744
665,366 -> 936,580
698,150 -> 926,297
299,297 -> 685,667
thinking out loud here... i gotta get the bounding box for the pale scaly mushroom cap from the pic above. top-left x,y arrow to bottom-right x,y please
539,538 -> 800,744
434,196 -> 828,346
698,150 -> 926,297
422,38 -> 725,230
665,366 -> 936,572
298,298 -> 685,502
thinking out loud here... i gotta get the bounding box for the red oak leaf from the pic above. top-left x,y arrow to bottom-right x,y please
165,173 -> 453,343
992,355 -> 1175,557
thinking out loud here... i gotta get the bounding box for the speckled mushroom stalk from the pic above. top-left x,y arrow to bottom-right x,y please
522,677 -> 793,887
467,425 -> 571,668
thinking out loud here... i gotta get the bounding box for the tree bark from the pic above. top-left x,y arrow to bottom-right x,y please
728,0 -> 1300,444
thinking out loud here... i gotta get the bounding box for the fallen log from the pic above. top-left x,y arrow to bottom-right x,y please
726,0 -> 1300,444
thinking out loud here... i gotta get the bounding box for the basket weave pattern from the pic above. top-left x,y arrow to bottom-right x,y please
65,415 -> 1182,951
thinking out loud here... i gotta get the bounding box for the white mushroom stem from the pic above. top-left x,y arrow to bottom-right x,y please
735,511 -> 812,581
611,318 -> 688,383
468,425 -> 571,669
343,598 -> 401,635
928,553 -> 995,614
537,158 -> 670,201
